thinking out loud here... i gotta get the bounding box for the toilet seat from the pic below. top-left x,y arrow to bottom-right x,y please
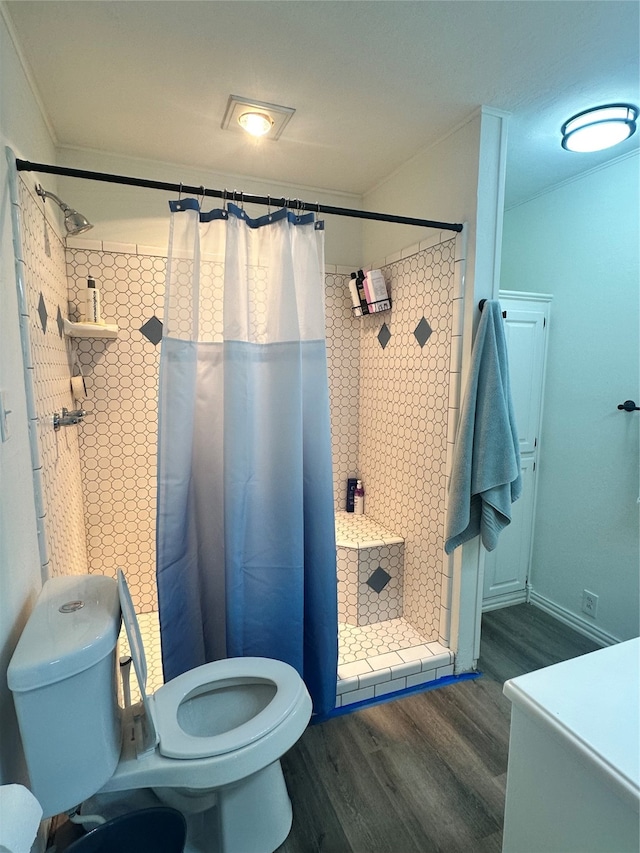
117,570 -> 306,762
150,657 -> 306,759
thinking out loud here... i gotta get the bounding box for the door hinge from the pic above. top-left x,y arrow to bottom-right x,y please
543,317 -> 546,327
534,437 -> 537,447
533,461 -> 536,471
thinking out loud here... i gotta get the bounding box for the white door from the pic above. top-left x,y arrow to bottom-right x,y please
502,306 -> 547,455
483,454 -> 536,603
482,292 -> 550,609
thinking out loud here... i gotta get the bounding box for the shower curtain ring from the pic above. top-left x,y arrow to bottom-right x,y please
178,182 -> 183,202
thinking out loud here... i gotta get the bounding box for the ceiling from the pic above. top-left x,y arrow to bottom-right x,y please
5,1 -> 639,208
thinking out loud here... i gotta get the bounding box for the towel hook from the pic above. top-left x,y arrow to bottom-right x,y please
617,399 -> 640,412
478,299 -> 506,319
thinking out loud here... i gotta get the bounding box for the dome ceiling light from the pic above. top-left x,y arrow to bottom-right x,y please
222,96 -> 295,141
561,104 -> 638,153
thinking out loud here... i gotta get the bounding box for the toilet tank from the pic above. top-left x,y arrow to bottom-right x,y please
7,574 -> 122,818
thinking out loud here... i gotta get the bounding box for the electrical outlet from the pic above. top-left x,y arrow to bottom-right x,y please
582,589 -> 599,618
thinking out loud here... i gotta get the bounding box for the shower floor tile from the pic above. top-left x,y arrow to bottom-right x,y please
121,612 -> 438,703
338,617 -> 431,663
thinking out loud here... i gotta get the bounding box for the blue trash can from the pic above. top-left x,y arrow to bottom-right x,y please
65,807 -> 186,853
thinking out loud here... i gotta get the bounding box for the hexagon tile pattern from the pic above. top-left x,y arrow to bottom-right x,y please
66,247 -> 166,612
357,241 -> 456,641
325,271 -> 360,512
18,178 -> 88,580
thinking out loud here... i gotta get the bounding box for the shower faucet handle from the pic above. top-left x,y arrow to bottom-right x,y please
53,407 -> 87,430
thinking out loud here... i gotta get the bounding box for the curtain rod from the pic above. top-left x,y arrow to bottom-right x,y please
15,159 -> 463,233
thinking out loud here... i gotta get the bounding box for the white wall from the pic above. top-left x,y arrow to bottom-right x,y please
501,153 -> 640,642
55,147 -> 362,267
363,112 -> 479,262
0,8 -> 56,785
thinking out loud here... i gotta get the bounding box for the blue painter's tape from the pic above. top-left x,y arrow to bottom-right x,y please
310,671 -> 481,725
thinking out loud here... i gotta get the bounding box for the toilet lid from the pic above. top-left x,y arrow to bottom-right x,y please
151,656 -> 306,760
117,569 -> 159,748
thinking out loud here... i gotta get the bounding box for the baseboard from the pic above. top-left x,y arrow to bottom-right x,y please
528,588 -> 620,647
482,590 -> 527,612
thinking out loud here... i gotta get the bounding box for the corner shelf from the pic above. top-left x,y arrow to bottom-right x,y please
63,319 -> 119,339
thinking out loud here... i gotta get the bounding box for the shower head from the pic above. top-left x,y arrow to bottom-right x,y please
36,184 -> 93,235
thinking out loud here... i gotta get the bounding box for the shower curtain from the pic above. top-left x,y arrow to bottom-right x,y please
156,200 -> 337,714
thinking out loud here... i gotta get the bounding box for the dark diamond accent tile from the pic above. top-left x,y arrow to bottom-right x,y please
140,316 -> 163,345
377,322 -> 391,350
56,305 -> 64,338
37,292 -> 48,334
367,566 -> 391,594
414,316 -> 432,348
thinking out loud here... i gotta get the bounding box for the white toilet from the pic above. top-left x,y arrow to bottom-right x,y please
8,571 -> 312,853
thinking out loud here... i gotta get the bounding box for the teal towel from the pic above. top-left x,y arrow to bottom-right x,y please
445,300 -> 521,554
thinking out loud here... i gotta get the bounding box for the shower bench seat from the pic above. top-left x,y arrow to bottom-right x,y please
335,511 -> 404,627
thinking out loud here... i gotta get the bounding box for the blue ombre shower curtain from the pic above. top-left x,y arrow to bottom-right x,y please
156,200 -> 337,714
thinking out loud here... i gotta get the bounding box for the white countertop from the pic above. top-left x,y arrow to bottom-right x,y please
504,637 -> 640,805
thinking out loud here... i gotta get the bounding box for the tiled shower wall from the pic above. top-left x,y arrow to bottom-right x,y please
66,246 -> 166,611
17,179 -> 88,579
359,237 -> 461,641
325,270 -> 360,510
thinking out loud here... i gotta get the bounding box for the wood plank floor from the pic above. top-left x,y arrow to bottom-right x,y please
277,604 -> 601,853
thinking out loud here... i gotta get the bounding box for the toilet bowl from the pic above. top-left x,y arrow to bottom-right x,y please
8,572 -> 312,853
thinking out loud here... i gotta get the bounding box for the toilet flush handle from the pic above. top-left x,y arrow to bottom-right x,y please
120,655 -> 133,708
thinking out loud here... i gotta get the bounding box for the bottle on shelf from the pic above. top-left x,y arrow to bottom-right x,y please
84,277 -> 101,324
354,480 -> 365,515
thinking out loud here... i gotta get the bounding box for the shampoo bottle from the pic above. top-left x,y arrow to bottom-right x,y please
354,480 -> 365,515
85,278 -> 101,324
353,271 -> 370,315
346,478 -> 357,512
348,275 -> 363,317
